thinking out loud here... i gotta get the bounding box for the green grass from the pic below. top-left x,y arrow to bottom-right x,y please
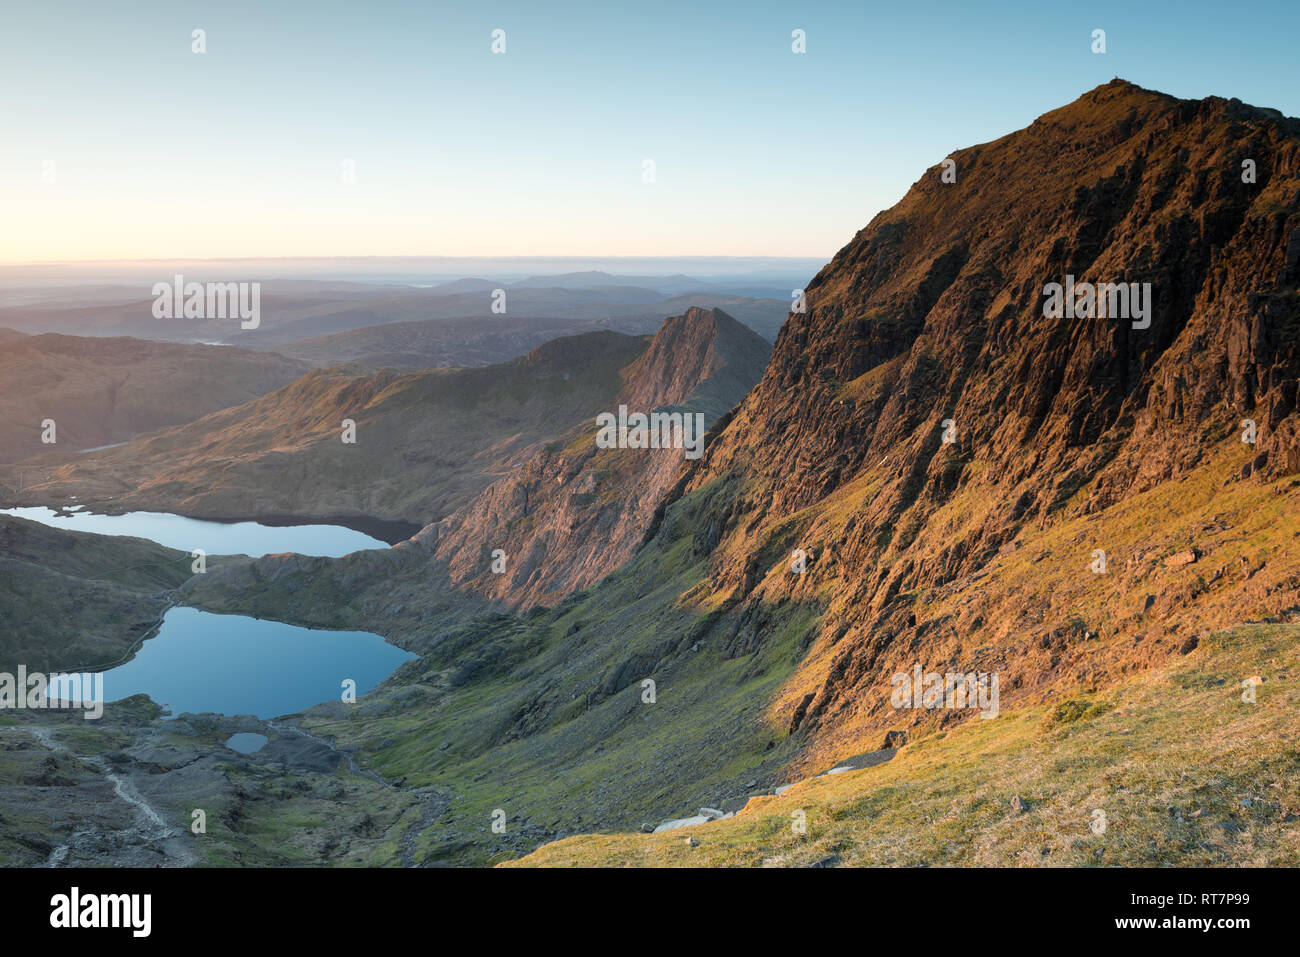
282,476 -> 826,865
509,623 -> 1300,866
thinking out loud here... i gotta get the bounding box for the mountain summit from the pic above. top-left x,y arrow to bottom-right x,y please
679,79 -> 1299,753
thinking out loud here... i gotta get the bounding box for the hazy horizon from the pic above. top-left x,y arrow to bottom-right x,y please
0,256 -> 830,296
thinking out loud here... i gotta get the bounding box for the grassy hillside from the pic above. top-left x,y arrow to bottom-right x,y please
509,622 -> 1300,866
0,333 -> 308,465
182,473 -> 820,865
15,330 -> 651,526
741,439 -> 1300,777
0,516 -> 197,671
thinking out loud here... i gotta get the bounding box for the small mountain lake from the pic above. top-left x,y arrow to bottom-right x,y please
225,733 -> 269,754
86,607 -> 416,718
1,506 -> 390,556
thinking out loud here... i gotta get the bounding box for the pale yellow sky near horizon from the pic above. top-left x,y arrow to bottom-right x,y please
0,193 -> 843,264
1,147 -> 849,263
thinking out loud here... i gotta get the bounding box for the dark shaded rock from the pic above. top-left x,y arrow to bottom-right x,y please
788,693 -> 816,734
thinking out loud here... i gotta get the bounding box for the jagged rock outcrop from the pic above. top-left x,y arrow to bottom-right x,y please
670,80 -> 1300,748
433,308 -> 771,606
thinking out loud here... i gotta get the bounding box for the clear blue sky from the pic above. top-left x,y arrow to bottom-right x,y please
2,0 -> 1296,261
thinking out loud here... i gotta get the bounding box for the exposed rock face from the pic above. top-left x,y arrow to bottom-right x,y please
702,81 -> 1299,513
433,307 -> 771,607
615,307 -> 772,420
665,80 -> 1300,749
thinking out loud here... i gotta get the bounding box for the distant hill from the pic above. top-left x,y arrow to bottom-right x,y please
0,334 -> 309,464
507,271 -> 707,295
273,314 -> 664,369
266,291 -> 792,372
13,331 -> 654,526
0,279 -> 793,349
20,308 -> 772,536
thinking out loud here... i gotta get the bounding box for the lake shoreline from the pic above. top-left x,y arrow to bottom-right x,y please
2,499 -> 420,547
195,511 -> 421,546
1,505 -> 408,556
89,606 -> 417,718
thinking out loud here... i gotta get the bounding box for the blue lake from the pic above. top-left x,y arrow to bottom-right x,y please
1,506 -> 388,557
90,607 -> 417,718
225,733 -> 269,754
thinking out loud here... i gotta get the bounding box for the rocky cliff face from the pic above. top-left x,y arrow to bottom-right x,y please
432,307 -> 771,607
704,81 -> 1299,514
675,80 -> 1300,753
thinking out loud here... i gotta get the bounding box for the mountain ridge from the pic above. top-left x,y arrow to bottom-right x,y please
431,306 -> 772,606
669,78 -> 1300,752
0,334 -> 310,466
